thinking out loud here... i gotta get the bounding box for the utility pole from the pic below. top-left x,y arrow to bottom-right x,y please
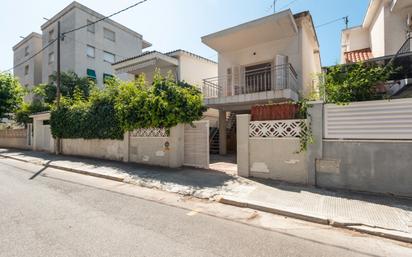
273,0 -> 276,13
344,16 -> 349,29
56,21 -> 61,155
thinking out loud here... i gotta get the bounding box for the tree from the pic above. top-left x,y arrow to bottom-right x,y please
33,71 -> 94,104
14,99 -> 50,125
0,73 -> 24,119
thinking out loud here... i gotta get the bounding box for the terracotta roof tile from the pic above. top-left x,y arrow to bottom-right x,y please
344,48 -> 373,63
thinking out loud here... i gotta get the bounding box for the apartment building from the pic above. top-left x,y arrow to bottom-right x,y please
13,1 -> 151,93
12,32 -> 43,101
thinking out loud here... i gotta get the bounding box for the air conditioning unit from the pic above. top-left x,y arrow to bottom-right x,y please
407,14 -> 412,31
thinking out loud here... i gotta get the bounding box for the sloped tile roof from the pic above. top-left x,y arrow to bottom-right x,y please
344,48 -> 373,63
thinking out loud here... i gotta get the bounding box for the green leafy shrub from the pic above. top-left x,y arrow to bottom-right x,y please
0,73 -> 24,119
33,71 -> 95,104
324,63 -> 393,103
14,100 -> 50,125
50,72 -> 205,139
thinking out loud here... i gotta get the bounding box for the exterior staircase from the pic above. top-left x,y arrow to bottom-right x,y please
209,112 -> 237,154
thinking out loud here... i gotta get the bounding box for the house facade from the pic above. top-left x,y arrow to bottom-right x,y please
12,32 -> 43,101
112,49 -> 219,127
201,10 -> 321,154
13,1 -> 150,92
341,0 -> 412,63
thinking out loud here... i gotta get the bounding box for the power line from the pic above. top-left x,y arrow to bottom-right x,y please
62,0 -> 148,37
278,0 -> 299,11
2,39 -> 57,73
316,16 -> 348,28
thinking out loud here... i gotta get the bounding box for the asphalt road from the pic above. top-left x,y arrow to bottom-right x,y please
1,158 -> 411,257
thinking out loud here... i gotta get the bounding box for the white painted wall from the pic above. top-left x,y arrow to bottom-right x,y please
62,138 -> 125,161
300,22 -> 321,96
370,5 -> 386,57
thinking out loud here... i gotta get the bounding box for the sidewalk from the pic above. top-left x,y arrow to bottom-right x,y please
1,148 -> 411,243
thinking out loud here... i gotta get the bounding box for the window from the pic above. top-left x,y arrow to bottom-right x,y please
103,73 -> 114,83
24,46 -> 29,56
48,29 -> 54,43
87,20 -> 95,33
86,45 -> 95,58
48,52 -> 55,64
103,28 -> 115,42
87,69 -> 97,81
24,65 -> 29,75
103,51 -> 115,63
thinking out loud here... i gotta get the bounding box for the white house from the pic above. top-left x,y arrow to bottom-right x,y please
112,49 -> 219,127
201,10 -> 321,154
341,0 -> 412,63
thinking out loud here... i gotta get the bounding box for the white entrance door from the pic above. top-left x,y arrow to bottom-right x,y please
184,121 -> 209,169
37,124 -> 51,152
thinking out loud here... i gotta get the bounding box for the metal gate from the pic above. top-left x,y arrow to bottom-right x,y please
184,120 -> 209,169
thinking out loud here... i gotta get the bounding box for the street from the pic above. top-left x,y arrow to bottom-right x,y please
1,157 -> 411,257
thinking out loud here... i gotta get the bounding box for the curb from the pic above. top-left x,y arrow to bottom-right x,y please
0,154 -> 125,183
3,153 -> 412,244
218,195 -> 412,244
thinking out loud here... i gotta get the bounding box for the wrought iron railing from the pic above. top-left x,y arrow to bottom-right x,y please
385,36 -> 412,68
202,63 -> 298,99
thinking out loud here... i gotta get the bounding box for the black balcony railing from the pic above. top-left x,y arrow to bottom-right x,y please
202,63 -> 298,99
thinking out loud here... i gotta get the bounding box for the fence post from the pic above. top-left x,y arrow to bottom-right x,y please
123,131 -> 130,162
237,114 -> 250,177
306,101 -> 324,186
168,124 -> 184,168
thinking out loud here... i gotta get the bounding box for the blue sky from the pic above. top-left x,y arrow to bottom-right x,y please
0,0 -> 370,72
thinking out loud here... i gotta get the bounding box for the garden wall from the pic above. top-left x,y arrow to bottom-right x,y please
0,129 -> 31,150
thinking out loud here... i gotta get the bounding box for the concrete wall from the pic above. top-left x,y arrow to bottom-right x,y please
249,138 -> 308,183
0,129 -> 30,150
236,114 -> 309,184
62,138 -> 125,161
128,125 -> 184,168
300,21 -> 321,96
317,140 -> 412,197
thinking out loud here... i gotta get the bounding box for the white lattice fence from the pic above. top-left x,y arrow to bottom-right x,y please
131,128 -> 167,138
249,120 -> 306,138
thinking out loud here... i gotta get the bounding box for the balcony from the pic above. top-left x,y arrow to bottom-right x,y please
202,63 -> 299,111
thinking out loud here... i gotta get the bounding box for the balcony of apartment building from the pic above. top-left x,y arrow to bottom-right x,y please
202,62 -> 299,111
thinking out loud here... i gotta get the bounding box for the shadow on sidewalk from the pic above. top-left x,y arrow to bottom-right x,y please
0,149 -> 240,190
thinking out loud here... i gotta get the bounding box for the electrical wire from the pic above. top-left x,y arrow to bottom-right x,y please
316,16 -> 348,28
2,39 -> 57,73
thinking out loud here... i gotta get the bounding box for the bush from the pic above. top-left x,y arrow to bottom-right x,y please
0,73 -> 24,119
14,100 -> 50,125
323,63 -> 393,103
50,72 -> 205,139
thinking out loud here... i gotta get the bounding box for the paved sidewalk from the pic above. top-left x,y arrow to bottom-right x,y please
1,148 -> 412,242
